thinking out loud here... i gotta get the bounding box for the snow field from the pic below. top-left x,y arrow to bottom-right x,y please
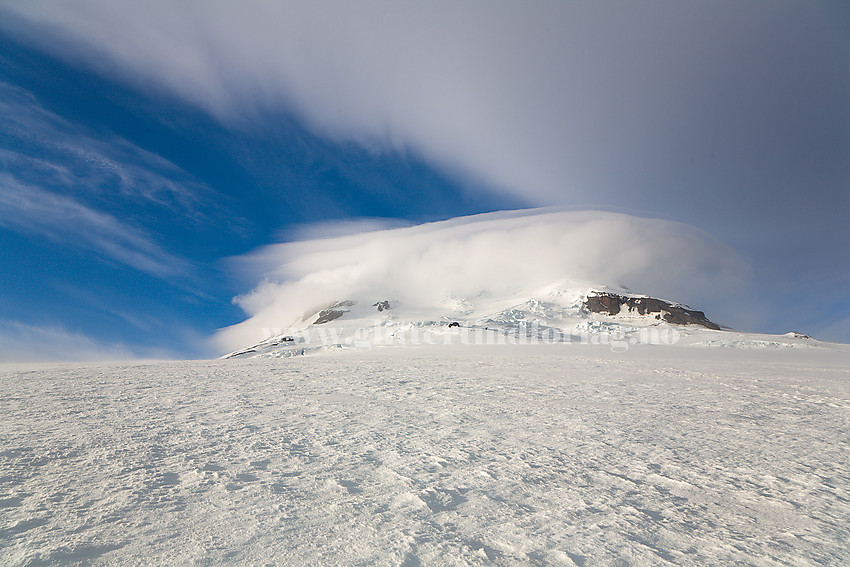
1,344 -> 849,565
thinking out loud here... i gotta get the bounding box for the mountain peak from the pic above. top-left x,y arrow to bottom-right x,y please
223,284 -> 743,358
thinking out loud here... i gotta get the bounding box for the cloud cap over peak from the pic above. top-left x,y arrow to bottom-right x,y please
216,209 -> 751,351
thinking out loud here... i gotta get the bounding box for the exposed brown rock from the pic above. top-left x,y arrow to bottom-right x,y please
585,292 -> 720,330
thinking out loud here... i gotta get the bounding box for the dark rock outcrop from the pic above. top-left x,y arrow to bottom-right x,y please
785,331 -> 811,339
314,300 -> 356,325
585,292 -> 720,330
373,300 -> 391,312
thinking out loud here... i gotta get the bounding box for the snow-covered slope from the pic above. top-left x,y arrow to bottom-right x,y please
3,345 -> 850,565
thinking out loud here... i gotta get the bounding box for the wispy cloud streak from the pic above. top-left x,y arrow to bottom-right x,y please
0,174 -> 187,277
0,81 -> 213,219
0,80 -> 229,278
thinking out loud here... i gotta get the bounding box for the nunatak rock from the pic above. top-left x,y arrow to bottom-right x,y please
585,291 -> 720,330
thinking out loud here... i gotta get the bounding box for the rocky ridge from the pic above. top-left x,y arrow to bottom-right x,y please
584,291 -> 721,330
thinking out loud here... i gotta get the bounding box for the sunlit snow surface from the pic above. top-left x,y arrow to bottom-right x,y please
2,344 -> 850,565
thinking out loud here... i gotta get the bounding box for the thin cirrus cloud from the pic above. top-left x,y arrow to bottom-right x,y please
0,80 -> 214,220
0,79 -> 222,278
0,174 -> 187,278
215,209 -> 752,352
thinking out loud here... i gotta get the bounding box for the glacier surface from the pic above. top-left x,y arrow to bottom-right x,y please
2,343 -> 849,565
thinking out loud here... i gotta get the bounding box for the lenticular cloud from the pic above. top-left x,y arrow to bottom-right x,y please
215,209 -> 749,351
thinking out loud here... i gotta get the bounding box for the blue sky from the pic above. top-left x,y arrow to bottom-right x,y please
0,25 -> 521,360
0,1 -> 848,360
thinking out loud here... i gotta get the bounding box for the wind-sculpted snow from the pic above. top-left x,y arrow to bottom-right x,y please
217,209 -> 749,352
2,344 -> 849,565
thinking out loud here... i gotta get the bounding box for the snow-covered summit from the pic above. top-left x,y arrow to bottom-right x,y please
222,282 -> 829,359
